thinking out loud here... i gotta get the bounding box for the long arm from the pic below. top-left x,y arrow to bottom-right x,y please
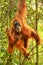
22,24 -> 41,45
18,0 -> 26,16
31,30 -> 41,45
6,28 -> 15,54
15,0 -> 27,21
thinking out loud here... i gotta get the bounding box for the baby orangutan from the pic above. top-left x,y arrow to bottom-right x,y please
6,0 -> 41,58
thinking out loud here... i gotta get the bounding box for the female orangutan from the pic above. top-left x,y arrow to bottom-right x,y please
6,0 -> 41,58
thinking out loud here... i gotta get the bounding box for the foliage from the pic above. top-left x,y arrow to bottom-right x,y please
0,0 -> 43,65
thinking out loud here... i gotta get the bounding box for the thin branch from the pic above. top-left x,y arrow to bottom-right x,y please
29,45 -> 37,54
27,11 -> 35,29
30,50 -> 43,57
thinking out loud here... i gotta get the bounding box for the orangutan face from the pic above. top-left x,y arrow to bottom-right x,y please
14,21 -> 21,32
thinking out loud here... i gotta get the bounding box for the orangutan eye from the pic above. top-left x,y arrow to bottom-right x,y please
14,21 -> 21,32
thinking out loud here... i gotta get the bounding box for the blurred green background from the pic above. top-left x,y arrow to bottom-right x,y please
0,0 -> 43,65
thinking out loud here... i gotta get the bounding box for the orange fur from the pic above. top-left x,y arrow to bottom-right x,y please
6,0 -> 41,57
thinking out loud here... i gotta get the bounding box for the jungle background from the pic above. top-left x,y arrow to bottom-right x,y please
0,0 -> 43,65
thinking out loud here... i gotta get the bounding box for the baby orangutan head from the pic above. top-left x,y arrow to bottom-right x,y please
14,20 -> 22,33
